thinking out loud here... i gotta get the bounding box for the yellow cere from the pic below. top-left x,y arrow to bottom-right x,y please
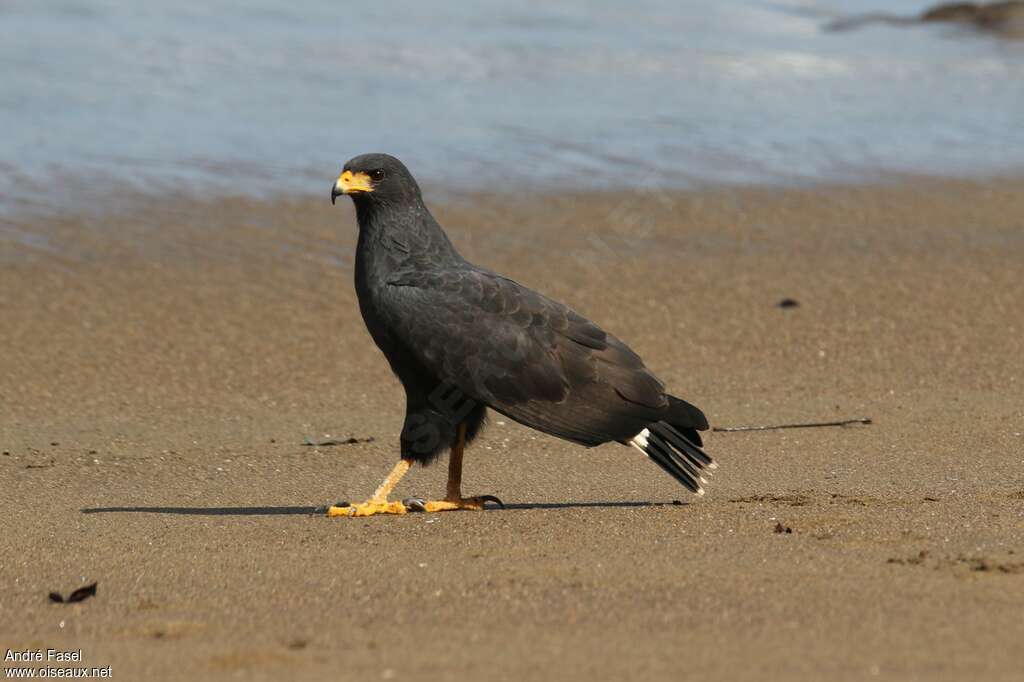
336,169 -> 374,194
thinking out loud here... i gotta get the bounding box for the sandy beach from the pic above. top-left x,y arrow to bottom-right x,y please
2,178 -> 1023,680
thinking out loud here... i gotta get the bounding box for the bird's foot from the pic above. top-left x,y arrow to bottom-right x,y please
402,495 -> 504,512
326,499 -> 409,517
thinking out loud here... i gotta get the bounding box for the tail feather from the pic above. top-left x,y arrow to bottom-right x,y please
626,420 -> 716,495
653,436 -> 705,483
640,435 -> 703,494
659,422 -> 716,469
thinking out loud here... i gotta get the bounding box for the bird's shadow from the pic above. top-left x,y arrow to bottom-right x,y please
81,500 -> 685,517
81,506 -> 319,516
500,501 -> 682,510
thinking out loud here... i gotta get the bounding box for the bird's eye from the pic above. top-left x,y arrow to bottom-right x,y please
369,169 -> 386,181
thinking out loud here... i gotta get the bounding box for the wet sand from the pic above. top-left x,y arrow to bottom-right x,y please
2,178 -> 1023,680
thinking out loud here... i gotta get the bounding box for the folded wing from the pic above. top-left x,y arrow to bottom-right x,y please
380,267 -> 698,446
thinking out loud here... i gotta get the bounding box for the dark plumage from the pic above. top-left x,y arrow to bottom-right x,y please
331,153 -> 714,505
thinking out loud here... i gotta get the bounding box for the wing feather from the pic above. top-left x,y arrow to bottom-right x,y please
382,267 -> 676,444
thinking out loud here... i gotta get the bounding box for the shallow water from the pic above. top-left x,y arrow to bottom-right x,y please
2,0 -> 1024,215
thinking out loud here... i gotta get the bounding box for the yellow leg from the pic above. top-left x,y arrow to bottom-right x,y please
407,423 -> 503,513
326,458 -> 412,517
326,424 -> 502,518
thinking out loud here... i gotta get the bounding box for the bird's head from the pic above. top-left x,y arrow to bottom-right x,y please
331,153 -> 421,206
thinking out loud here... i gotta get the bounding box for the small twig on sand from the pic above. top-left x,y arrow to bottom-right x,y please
302,436 -> 375,447
712,418 -> 872,433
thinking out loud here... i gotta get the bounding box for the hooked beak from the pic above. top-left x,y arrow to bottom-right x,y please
331,170 -> 373,205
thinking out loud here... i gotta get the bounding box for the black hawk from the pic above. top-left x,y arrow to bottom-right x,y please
327,153 -> 715,517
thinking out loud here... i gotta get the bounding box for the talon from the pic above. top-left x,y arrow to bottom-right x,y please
480,495 -> 504,509
326,504 -> 355,518
403,497 -> 427,512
